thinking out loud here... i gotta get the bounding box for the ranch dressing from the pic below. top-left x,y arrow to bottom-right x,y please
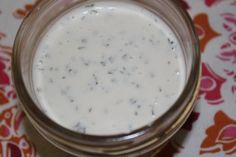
33,1 -> 186,135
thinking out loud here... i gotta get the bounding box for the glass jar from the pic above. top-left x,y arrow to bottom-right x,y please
12,0 -> 200,156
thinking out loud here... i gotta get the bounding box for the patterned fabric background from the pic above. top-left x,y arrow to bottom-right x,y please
0,0 -> 236,156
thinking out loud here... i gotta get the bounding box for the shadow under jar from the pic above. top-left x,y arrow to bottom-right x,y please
12,0 -> 200,156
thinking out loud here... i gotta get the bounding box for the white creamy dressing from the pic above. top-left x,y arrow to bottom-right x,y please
33,1 -> 186,135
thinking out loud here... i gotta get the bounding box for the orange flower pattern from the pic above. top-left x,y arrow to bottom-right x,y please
200,111 -> 236,155
0,106 -> 35,157
194,13 -> 220,53
0,25 -> 35,156
13,3 -> 36,19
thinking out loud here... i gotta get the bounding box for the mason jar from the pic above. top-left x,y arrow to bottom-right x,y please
12,0 -> 200,156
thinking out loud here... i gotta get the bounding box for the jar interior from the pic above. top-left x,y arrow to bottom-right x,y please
19,0 -> 193,132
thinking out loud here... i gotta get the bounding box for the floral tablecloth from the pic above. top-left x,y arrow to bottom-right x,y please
0,0 -> 236,156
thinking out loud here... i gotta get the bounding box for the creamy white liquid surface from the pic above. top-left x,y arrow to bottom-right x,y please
33,1 -> 186,135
